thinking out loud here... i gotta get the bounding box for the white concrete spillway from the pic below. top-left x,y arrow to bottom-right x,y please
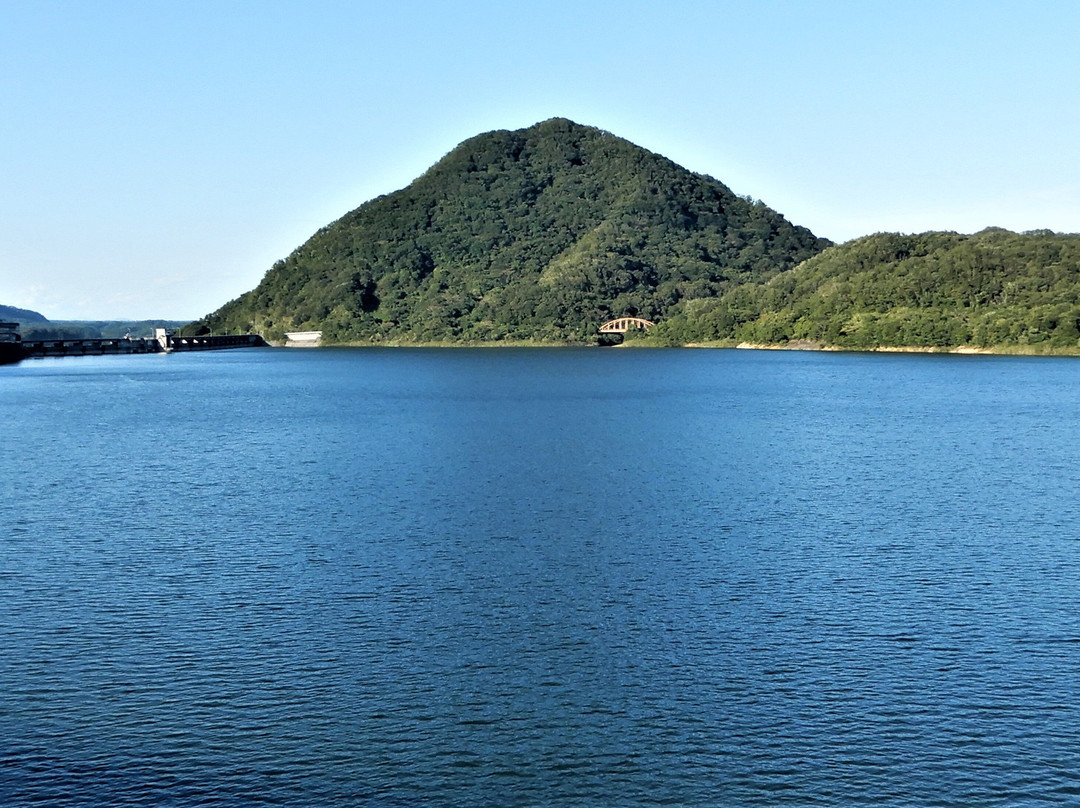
284,331 -> 323,347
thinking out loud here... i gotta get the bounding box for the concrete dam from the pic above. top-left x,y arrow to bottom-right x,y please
17,328 -> 266,360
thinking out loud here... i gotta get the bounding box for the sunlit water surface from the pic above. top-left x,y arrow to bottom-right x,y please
3,347 -> 1080,806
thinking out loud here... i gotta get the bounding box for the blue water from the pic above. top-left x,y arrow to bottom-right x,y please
3,347 -> 1080,806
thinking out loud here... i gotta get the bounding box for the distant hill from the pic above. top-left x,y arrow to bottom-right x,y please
19,320 -> 189,340
198,118 -> 829,343
652,228 -> 1080,352
0,304 -> 47,324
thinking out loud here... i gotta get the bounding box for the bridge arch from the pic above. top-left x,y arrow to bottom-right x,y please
598,317 -> 656,334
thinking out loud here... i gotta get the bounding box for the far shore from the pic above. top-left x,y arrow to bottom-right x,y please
266,336 -> 1080,357
678,339 -> 1080,357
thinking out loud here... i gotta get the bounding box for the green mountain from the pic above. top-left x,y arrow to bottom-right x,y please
198,118 -> 829,343
0,304 -> 47,324
651,228 -> 1080,351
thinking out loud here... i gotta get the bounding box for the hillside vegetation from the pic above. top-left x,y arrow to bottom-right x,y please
198,118 -> 828,343
20,320 -> 189,340
0,307 -> 181,341
193,119 -> 1080,353
651,228 -> 1080,351
0,304 -> 47,324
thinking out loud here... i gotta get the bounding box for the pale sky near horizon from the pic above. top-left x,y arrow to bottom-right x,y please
2,0 -> 1078,320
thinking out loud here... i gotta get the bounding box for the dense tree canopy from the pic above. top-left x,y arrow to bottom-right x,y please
192,120 -> 1080,353
196,118 -> 828,343
651,228 -> 1080,351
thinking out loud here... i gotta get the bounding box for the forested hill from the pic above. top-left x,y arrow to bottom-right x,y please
651,228 -> 1080,351
198,118 -> 829,343
0,304 -> 47,323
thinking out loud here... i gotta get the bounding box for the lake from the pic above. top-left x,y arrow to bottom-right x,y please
3,347 -> 1080,806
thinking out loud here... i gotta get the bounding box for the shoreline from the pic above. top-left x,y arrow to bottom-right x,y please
733,341 -> 995,355
683,340 -> 1080,357
268,338 -> 1080,357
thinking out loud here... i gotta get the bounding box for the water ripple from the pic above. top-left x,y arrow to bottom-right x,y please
3,349 -> 1080,805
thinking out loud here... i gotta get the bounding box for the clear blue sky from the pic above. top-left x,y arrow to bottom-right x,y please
2,0 -> 1078,320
